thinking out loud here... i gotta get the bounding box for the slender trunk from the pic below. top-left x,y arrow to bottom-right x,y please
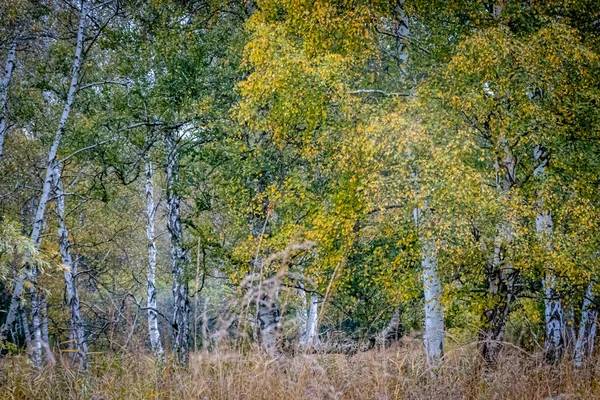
414,206 -> 444,368
29,279 -> 43,366
55,167 -> 88,368
479,233 -> 516,363
201,297 -> 209,350
166,129 -> 190,364
144,155 -> 164,362
422,238 -> 444,366
0,1 -> 88,344
257,292 -> 280,352
543,271 -> 563,360
304,293 -> 319,347
574,282 -> 597,367
534,145 -> 564,361
0,32 -> 18,164
479,137 -> 517,363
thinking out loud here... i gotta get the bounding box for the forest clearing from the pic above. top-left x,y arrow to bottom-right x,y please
1,0 -> 600,398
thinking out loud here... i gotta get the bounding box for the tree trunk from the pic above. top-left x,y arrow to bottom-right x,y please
421,238 -> 444,367
19,303 -> 31,346
414,206 -> 444,369
55,167 -> 88,368
394,0 -> 409,67
543,271 -> 563,360
534,145 -> 565,361
375,307 -> 400,349
257,291 -> 280,352
0,32 -> 17,164
29,277 -> 43,366
0,0 -> 88,347
165,129 -> 190,364
574,282 -> 597,367
144,154 -> 165,362
479,137 -> 518,363
302,293 -> 319,348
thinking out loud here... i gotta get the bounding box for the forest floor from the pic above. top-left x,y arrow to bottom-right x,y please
0,341 -> 598,399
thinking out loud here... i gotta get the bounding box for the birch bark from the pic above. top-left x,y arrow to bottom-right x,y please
144,154 -> 165,362
534,145 -> 564,361
0,32 -> 18,164
165,129 -> 191,364
414,206 -> 444,368
305,293 -> 319,347
0,1 -> 88,350
479,137 -> 517,363
257,291 -> 280,352
574,282 -> 597,367
55,167 -> 88,368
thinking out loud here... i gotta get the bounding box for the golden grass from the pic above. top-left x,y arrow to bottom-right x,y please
1,342 -> 599,399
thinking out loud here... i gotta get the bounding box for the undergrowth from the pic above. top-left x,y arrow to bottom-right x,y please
0,342 -> 599,399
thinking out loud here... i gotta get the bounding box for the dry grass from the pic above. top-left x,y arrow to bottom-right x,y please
1,342 -> 599,400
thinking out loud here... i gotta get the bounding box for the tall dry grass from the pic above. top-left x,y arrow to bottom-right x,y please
1,341 -> 599,399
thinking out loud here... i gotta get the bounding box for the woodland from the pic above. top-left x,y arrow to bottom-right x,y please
1,0 -> 600,399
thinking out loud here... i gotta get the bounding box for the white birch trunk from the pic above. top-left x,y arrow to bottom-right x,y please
0,0 -> 87,344
414,207 -> 444,368
574,282 -> 597,367
55,167 -> 88,368
304,293 -> 319,347
534,145 -> 564,360
0,32 -> 18,164
29,286 -> 43,366
144,155 -> 165,362
538,208 -> 563,359
165,129 -> 190,364
258,294 -> 280,351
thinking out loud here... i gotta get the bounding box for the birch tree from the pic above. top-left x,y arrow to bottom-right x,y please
533,145 -> 564,361
0,32 -> 18,164
144,153 -> 164,362
166,128 -> 191,364
414,206 -> 444,368
574,282 -> 597,367
54,166 -> 88,368
0,1 -> 88,364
